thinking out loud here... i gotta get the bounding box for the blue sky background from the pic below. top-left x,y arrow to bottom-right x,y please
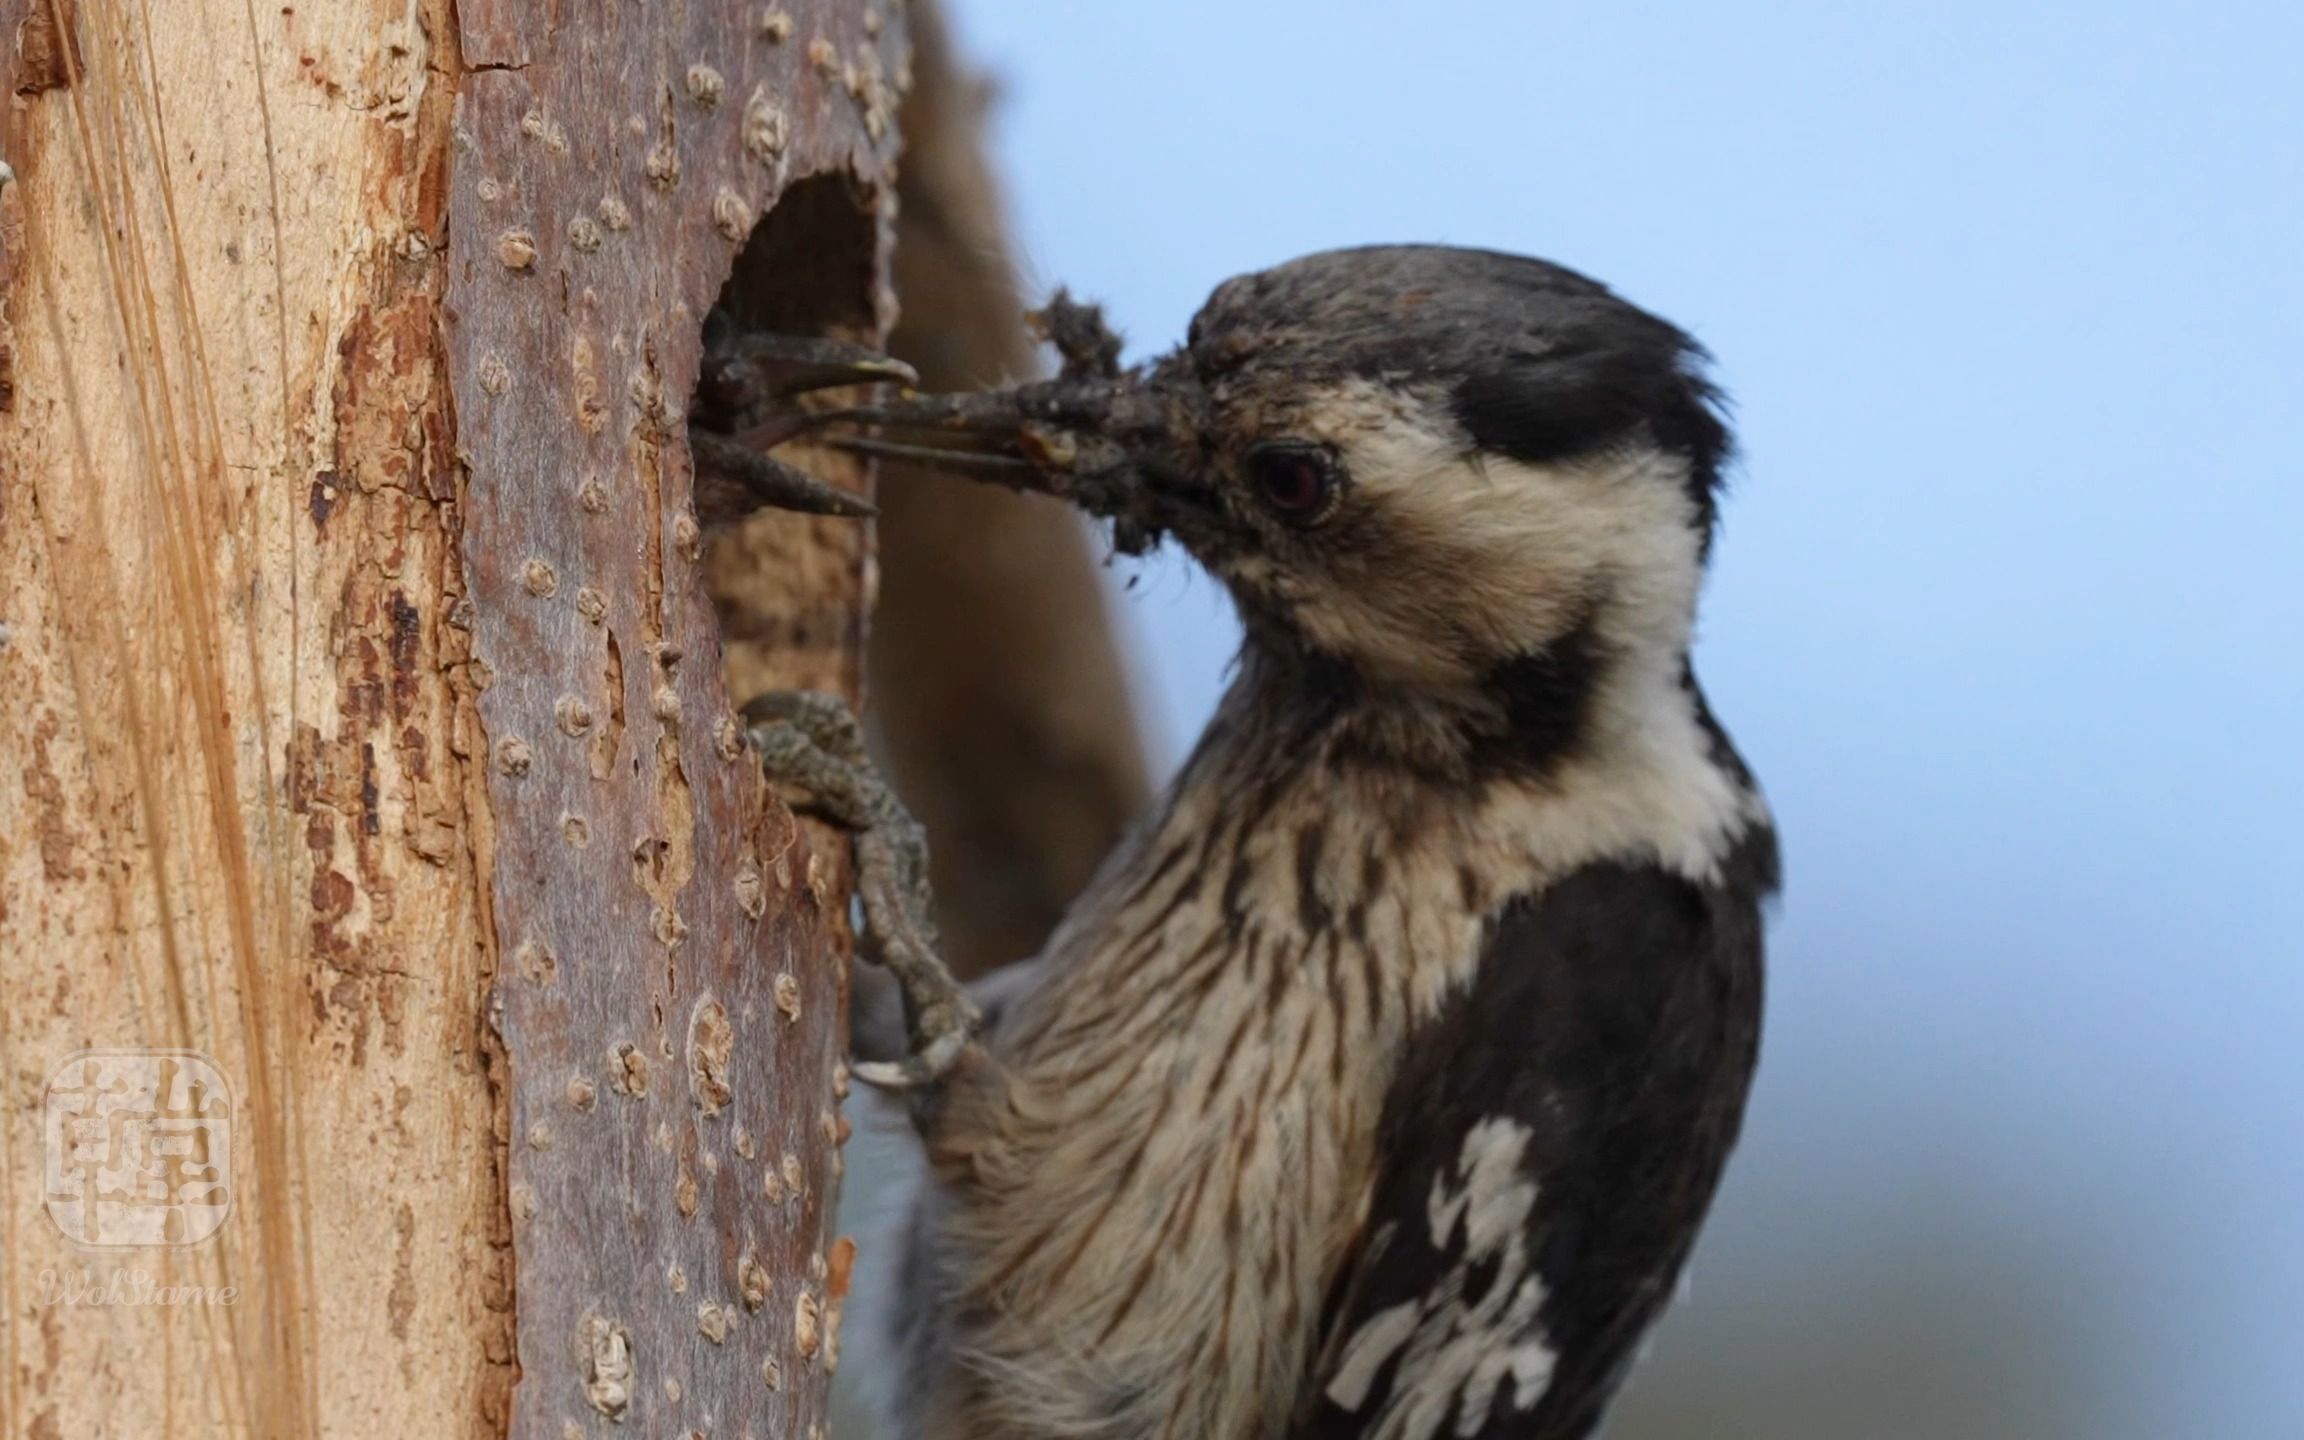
942,4 -> 2304,1435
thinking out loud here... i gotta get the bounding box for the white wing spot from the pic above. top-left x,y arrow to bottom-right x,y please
1357,1117 -> 1557,1440
1327,1301 -> 1422,1411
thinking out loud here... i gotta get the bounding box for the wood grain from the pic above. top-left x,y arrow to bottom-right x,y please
0,0 -> 898,1433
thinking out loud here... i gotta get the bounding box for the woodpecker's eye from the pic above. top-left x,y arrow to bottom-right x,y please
1246,444 -> 1344,526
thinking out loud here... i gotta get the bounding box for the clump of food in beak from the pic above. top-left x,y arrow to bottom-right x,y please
816,294 -> 1213,556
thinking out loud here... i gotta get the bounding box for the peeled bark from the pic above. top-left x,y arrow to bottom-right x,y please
0,1 -> 896,1434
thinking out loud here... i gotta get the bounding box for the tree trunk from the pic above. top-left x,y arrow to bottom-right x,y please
0,1 -> 896,1435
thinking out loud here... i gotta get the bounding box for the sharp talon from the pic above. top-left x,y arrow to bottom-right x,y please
851,1027 -> 972,1093
726,332 -> 920,396
692,431 -> 878,522
852,1059 -> 924,1093
771,355 -> 921,398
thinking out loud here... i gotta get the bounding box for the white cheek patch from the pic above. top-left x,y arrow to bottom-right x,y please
1270,380 -> 1707,681
1371,450 -> 1705,664
1254,383 -> 1477,679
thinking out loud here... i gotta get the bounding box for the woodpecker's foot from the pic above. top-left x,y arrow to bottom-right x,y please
745,691 -> 980,1090
689,321 -> 916,529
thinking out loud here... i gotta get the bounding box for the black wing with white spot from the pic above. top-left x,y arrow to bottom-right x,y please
1296,828 -> 1777,1440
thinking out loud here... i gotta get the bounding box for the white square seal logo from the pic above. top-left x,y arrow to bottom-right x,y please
43,1051 -> 233,1247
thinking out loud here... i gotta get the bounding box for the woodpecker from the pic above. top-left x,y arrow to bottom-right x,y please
740,244 -> 1778,1440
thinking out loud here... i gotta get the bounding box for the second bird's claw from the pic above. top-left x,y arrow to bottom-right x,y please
690,325 -> 914,528
696,316 -> 919,409
705,328 -> 919,399
692,431 -> 877,525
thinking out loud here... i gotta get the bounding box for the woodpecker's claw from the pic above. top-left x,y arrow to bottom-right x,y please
851,1024 -> 973,1093
690,322 -> 913,529
745,691 -> 982,1093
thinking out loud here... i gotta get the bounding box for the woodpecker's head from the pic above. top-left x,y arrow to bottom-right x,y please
852,245 -> 1730,713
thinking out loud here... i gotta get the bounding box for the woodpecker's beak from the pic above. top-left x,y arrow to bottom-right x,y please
822,377 -> 1181,548
797,296 -> 1215,555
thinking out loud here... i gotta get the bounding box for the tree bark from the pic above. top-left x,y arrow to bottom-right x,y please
0,1 -> 895,1435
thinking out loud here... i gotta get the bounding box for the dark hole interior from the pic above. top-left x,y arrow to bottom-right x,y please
715,172 -> 879,340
